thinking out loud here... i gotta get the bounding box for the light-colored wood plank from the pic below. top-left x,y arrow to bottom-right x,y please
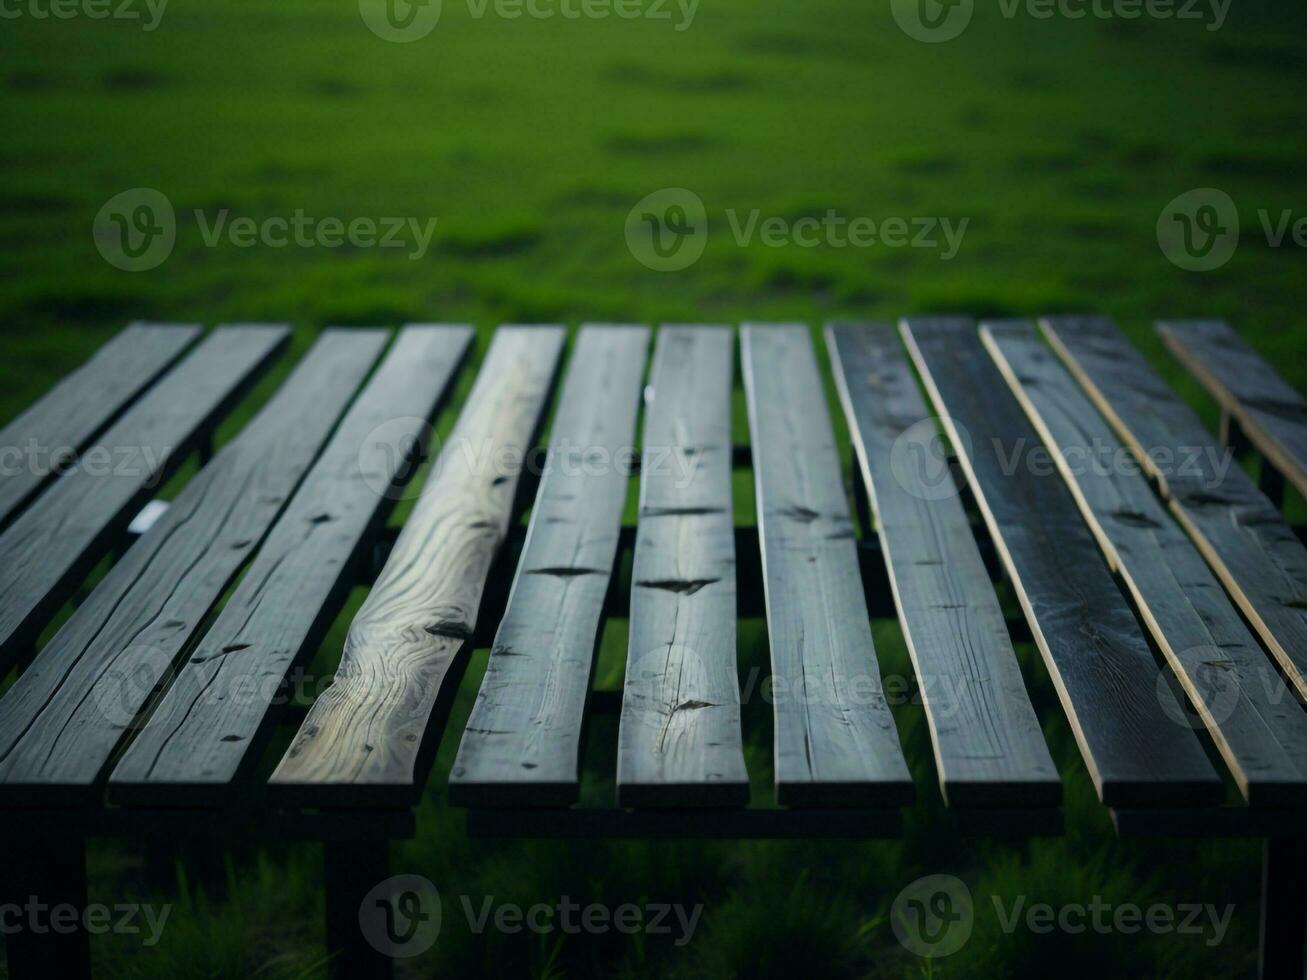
0,325 -> 289,668
1044,315 -> 1307,703
0,323 -> 200,527
1159,319 -> 1307,500
450,325 -> 649,807
899,317 -> 1221,807
744,323 -> 913,807
109,326 -> 474,804
617,326 -> 749,808
269,325 -> 565,807
983,319 -> 1307,807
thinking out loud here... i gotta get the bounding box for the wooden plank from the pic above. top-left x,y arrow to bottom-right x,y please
1044,316 -> 1307,703
0,323 -> 200,527
616,326 -> 749,808
827,322 -> 1058,807
741,324 -> 912,808
109,326 -> 474,806
899,318 -> 1221,807
1159,319 -> 1307,500
449,325 -> 649,808
982,320 -> 1307,807
269,325 -> 565,807
0,330 -> 389,805
466,807 -> 903,840
0,325 -> 288,669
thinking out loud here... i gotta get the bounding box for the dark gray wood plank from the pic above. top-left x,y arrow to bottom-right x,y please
0,323 -> 200,527
899,318 -> 1221,807
109,326 -> 474,805
269,326 -> 566,807
0,325 -> 289,669
0,330 -> 388,805
617,326 -> 749,808
828,322 -> 1059,807
982,320 -> 1307,807
449,325 -> 649,807
742,323 -> 912,808
1159,319 -> 1307,500
1044,316 -> 1307,703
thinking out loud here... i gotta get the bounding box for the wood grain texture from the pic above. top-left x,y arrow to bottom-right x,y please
742,324 -> 912,808
0,330 -> 387,805
0,325 -> 289,669
617,326 -> 749,808
110,326 -> 474,805
982,320 -> 1307,806
899,318 -> 1221,807
1158,319 -> 1307,500
827,322 -> 1057,807
269,325 -> 566,807
1044,316 -> 1307,703
449,325 -> 649,807
0,323 -> 200,528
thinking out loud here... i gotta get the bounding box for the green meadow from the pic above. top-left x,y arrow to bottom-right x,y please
1,0 -> 1306,975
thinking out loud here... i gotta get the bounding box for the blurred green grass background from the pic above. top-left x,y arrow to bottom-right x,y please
2,0 -> 1306,976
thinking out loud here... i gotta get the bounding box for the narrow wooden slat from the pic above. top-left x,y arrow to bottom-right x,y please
741,324 -> 912,807
899,318 -> 1221,807
616,326 -> 748,808
0,323 -> 200,527
827,322 -> 1057,807
0,325 -> 289,669
449,325 -> 649,808
109,326 -> 473,805
1045,316 -> 1307,702
0,331 -> 388,805
269,325 -> 565,807
1159,319 -> 1307,500
982,320 -> 1307,806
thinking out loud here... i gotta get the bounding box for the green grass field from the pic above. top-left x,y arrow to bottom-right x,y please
2,0 -> 1306,976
